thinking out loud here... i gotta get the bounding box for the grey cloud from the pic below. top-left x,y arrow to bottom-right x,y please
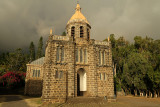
0,0 -> 160,51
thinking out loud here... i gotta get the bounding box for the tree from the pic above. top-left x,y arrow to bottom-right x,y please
153,70 -> 160,97
29,41 -> 35,61
134,36 -> 143,50
6,48 -> 24,71
123,52 -> 153,95
62,31 -> 66,36
36,37 -> 43,59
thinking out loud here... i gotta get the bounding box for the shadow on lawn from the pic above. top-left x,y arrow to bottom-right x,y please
0,87 -> 25,95
0,87 -> 40,103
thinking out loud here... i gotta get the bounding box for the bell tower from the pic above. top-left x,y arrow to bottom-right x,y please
66,3 -> 91,41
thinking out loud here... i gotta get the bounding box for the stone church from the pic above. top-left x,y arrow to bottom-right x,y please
25,3 -> 115,103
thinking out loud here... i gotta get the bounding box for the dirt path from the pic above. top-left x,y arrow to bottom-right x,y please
117,96 -> 160,107
0,95 -> 29,107
0,95 -> 160,107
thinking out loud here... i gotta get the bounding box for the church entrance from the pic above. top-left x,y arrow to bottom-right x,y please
77,68 -> 87,96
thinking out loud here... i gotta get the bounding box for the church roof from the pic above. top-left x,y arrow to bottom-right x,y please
67,3 -> 89,25
30,57 -> 45,65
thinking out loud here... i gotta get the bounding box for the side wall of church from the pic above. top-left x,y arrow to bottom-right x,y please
91,42 -> 115,99
106,43 -> 115,100
25,65 -> 43,96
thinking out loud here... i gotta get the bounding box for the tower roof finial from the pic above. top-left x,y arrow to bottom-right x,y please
50,28 -> 52,35
67,1 -> 90,25
76,1 -> 81,12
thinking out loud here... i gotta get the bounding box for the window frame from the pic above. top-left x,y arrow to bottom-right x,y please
38,70 -> 40,77
87,28 -> 90,40
76,48 -> 79,62
80,48 -> 83,63
71,26 -> 75,37
84,49 -> 87,64
100,73 -> 103,80
80,26 -> 84,38
32,70 -> 35,77
99,51 -> 102,65
55,71 -> 59,79
104,73 -> 106,80
59,71 -> 63,79
61,47 -> 64,62
56,47 -> 60,62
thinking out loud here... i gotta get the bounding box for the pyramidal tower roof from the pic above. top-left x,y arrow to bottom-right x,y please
67,3 -> 89,25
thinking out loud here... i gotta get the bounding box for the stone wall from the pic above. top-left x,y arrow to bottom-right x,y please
94,42 -> 115,99
25,79 -> 43,96
87,44 -> 97,97
42,39 -> 75,103
25,64 -> 43,96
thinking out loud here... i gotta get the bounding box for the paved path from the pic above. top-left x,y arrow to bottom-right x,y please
0,95 -> 29,107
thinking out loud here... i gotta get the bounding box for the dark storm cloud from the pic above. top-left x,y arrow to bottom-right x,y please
0,0 -> 160,51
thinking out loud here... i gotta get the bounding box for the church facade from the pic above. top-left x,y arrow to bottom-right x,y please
25,3 -> 115,103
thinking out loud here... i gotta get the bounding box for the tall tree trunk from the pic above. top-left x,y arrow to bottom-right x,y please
155,91 -> 157,98
135,90 -> 137,96
142,91 -> 144,97
146,90 -> 148,98
151,92 -> 153,98
134,90 -> 137,96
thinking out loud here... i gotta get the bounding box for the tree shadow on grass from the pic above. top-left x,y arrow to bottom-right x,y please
0,87 -> 41,103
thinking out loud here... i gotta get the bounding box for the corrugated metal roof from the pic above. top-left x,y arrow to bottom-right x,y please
30,57 -> 45,65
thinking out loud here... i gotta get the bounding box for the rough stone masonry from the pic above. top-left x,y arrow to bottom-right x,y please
25,3 -> 116,103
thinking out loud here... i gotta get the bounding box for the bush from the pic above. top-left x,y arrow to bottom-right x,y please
0,66 -> 6,76
0,71 -> 26,89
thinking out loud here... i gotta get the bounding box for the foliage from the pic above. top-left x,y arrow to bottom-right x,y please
0,71 -> 26,89
36,37 -> 43,59
62,31 -> 66,36
0,37 -> 44,72
29,41 -> 35,61
104,34 -> 160,96
0,66 -> 6,76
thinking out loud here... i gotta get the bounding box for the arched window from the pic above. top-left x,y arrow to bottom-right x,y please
100,73 -> 103,80
56,47 -> 60,61
102,51 -> 105,65
59,71 -> 63,79
80,49 -> 83,63
104,51 -> 106,65
76,49 -> 79,62
108,50 -> 110,65
71,26 -> 75,37
99,51 -> 102,65
61,47 -> 64,61
32,70 -> 35,77
84,49 -> 87,64
38,70 -> 40,77
104,73 -> 106,80
87,29 -> 90,40
55,71 -> 58,79
80,26 -> 84,38
35,70 -> 37,77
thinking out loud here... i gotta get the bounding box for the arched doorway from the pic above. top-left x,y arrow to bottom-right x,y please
77,68 -> 87,96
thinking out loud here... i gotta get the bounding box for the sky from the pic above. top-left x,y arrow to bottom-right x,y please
0,0 -> 160,52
